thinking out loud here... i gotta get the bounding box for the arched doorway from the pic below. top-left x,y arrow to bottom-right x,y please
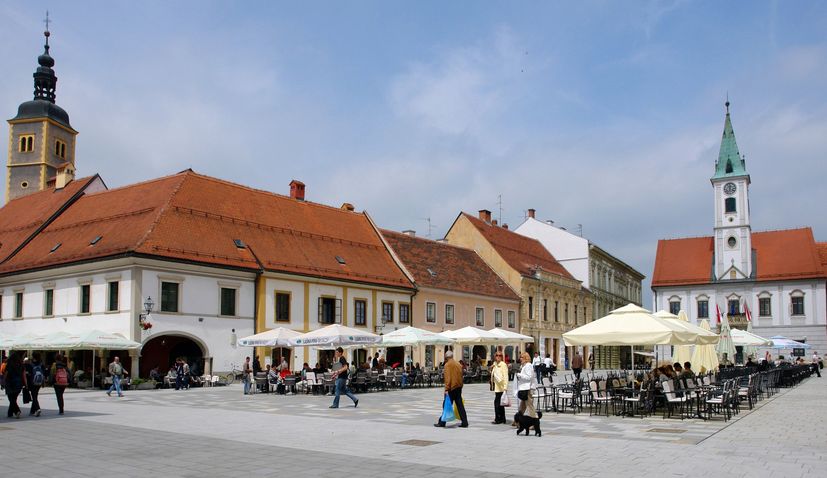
140,334 -> 206,378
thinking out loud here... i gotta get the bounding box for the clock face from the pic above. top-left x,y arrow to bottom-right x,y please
723,182 -> 737,195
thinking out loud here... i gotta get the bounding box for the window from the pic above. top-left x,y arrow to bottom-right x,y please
18,134 -> 34,152
791,296 -> 805,316
381,302 -> 394,323
354,299 -> 367,326
319,297 -> 342,324
727,237 -> 737,248
80,284 -> 91,314
728,299 -> 740,315
554,301 -> 559,322
475,307 -> 484,327
759,297 -> 771,317
160,282 -> 179,312
725,197 -> 736,213
564,303 -> 569,322
275,292 -> 291,322
55,139 -> 66,159
44,289 -> 54,317
445,304 -> 454,324
542,299 -> 548,321
574,305 -> 578,322
507,310 -> 516,328
426,302 -> 436,323
697,300 -> 709,319
14,292 -> 23,318
669,300 -> 680,315
220,287 -> 236,316
528,297 -> 533,320
107,281 -> 119,312
494,309 -> 502,328
399,303 -> 410,323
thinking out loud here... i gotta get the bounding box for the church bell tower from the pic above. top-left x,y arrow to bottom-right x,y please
711,100 -> 752,281
6,19 -> 77,203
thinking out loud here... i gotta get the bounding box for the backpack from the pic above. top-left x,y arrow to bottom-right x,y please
32,364 -> 45,386
55,367 -> 69,386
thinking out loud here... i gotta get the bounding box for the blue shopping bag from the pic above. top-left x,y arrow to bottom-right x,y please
440,394 -> 456,422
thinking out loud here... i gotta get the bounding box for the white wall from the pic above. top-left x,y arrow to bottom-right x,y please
515,217 -> 590,287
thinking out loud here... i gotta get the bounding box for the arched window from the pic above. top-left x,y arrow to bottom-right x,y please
725,197 -> 736,213
668,296 -> 681,315
790,290 -> 805,316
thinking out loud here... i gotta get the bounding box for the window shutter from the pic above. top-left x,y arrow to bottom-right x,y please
318,297 -> 324,323
335,299 -> 342,324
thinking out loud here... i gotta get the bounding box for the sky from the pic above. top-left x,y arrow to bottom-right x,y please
2,1 -> 826,306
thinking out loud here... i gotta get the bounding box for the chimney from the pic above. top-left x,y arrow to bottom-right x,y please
527,208 -> 536,219
55,165 -> 75,190
402,230 -> 416,237
289,180 -> 305,201
340,202 -> 355,212
478,209 -> 492,223
502,224 -> 509,230
492,219 -> 498,226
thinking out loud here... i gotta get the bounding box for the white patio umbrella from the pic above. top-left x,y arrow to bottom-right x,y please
51,330 -> 141,350
487,328 -> 535,344
743,319 -> 759,360
238,327 -> 301,347
769,336 -> 811,350
288,324 -> 382,347
730,328 -> 773,347
381,326 -> 455,347
716,314 -> 737,363
691,319 -> 719,373
439,326 -> 501,344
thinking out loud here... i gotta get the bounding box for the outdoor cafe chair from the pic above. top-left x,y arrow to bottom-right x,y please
589,380 -> 612,417
202,374 -> 212,387
704,380 -> 732,421
661,379 -> 688,420
284,376 -> 297,395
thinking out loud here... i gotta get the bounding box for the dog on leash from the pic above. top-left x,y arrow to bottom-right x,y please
514,411 -> 542,437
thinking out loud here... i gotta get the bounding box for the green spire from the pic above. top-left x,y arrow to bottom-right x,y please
712,100 -> 747,180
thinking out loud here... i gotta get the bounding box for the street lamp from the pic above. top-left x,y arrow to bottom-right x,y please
143,296 -> 155,315
140,296 -> 155,331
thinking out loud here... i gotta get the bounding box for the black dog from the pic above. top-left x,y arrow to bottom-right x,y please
514,411 -> 542,437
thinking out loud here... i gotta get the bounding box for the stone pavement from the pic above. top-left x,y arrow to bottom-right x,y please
1,374 -> 825,477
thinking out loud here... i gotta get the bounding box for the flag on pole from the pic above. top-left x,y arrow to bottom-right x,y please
715,304 -> 722,325
744,304 -> 752,322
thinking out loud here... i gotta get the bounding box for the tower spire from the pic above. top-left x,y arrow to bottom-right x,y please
712,98 -> 747,179
33,11 -> 58,103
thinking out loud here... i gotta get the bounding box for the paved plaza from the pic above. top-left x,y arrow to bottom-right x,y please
1,374 -> 825,477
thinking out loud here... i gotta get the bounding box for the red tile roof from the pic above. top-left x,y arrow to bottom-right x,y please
0,176 -> 100,263
817,243 -> 827,268
652,228 -> 827,287
459,213 -> 575,281
381,229 -> 520,301
0,171 -> 414,290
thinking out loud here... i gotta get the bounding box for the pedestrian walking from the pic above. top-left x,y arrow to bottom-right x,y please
106,356 -> 127,397
329,347 -> 358,408
812,351 -> 822,378
25,352 -> 45,416
532,352 -> 543,382
514,352 -> 538,425
434,350 -> 468,428
243,356 -> 253,395
588,353 -> 595,371
4,351 -> 27,418
491,351 -> 509,424
174,358 -> 186,390
571,351 -> 583,380
51,354 -> 71,414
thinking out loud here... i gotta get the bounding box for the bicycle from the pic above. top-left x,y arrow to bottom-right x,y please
223,363 -> 244,385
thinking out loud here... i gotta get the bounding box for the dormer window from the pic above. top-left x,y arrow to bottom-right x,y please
725,159 -> 733,173
18,134 -> 34,153
55,139 -> 66,159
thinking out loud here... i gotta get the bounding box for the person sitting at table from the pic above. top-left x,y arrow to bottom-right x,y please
673,363 -> 683,376
745,357 -> 756,368
313,363 -> 324,375
267,365 -> 279,386
663,364 -> 677,379
682,362 -> 696,380
401,365 -> 411,388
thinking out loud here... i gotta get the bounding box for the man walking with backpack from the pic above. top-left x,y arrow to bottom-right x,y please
51,354 -> 71,414
106,356 -> 127,397
25,352 -> 46,416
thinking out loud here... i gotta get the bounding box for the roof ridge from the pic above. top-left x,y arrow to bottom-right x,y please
380,228 -> 476,253
131,173 -> 189,251
80,170 -> 188,197
1,175 -> 97,204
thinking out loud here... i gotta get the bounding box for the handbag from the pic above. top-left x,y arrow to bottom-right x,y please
500,389 -> 511,407
22,387 -> 31,404
517,389 -> 529,401
440,395 -> 456,422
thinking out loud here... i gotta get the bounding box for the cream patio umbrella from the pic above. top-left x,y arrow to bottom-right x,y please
730,328 -> 773,347
744,319 -> 759,360
381,326 -> 455,347
486,328 -> 535,344
716,314 -> 737,364
562,304 -> 698,347
238,327 -> 302,347
691,319 -> 719,373
439,326 -> 501,344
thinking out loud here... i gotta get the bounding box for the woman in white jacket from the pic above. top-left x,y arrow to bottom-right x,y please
515,352 -> 538,422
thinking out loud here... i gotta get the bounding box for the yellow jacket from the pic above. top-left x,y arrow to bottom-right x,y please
491,361 -> 509,393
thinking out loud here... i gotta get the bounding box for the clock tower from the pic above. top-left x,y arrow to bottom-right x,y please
711,101 -> 752,281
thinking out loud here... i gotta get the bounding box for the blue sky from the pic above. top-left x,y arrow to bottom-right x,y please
2,1 -> 826,305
